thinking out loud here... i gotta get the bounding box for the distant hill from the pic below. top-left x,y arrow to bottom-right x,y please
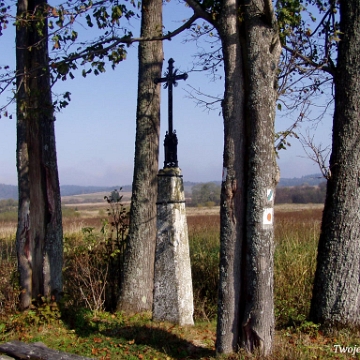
185,176 -> 326,189
60,185 -> 132,196
0,184 -> 132,200
0,175 -> 326,200
278,174 -> 325,187
0,184 -> 18,200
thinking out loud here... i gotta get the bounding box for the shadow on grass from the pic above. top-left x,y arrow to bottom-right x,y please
105,324 -> 215,359
62,309 -> 215,359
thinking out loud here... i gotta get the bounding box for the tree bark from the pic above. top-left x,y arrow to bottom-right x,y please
117,0 -> 163,313
16,0 -> 63,310
241,0 -> 281,354
215,0 -> 246,353
310,0 -> 360,327
215,0 -> 280,355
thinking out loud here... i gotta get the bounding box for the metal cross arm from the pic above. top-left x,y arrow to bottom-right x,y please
154,58 -> 188,135
154,58 -> 188,168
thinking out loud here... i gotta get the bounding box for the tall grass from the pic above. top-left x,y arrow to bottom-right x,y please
187,208 -> 323,327
274,209 -> 322,328
0,206 -> 323,328
0,235 -> 18,317
6,205 -> 359,360
188,215 -> 220,320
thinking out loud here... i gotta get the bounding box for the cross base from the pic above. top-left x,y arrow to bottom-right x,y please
164,131 -> 178,168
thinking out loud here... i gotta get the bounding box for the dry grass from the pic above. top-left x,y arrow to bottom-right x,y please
3,200 -> 360,359
0,221 -> 17,239
186,206 -> 220,217
275,203 -> 324,212
274,208 -> 322,329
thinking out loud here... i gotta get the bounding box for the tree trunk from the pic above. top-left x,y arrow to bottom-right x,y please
16,0 -> 63,310
310,0 -> 360,327
241,0 -> 281,354
117,0 -> 163,313
215,0 -> 246,353
215,0 -> 280,355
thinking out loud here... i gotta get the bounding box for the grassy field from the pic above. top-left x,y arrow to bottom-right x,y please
0,201 -> 359,359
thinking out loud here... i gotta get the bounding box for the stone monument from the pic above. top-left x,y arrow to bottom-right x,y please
152,59 -> 194,325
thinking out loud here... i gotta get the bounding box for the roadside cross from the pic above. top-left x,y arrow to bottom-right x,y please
155,58 -> 188,168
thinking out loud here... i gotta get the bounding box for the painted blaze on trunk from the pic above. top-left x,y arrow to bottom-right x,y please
16,0 -> 63,309
241,1 -> 281,354
215,0 -> 281,355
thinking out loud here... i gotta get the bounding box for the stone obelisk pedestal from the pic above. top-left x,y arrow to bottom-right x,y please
153,167 -> 194,325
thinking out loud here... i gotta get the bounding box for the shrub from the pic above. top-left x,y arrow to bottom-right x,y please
275,183 -> 326,204
63,228 -> 109,312
191,182 -> 221,207
0,238 -> 19,317
63,189 -> 129,312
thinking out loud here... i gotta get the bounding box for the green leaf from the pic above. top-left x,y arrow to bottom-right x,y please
86,14 -> 93,27
71,30 -> 78,41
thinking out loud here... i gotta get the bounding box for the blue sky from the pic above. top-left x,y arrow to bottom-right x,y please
0,1 -> 332,186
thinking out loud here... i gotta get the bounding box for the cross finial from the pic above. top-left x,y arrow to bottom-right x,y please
155,59 -> 188,168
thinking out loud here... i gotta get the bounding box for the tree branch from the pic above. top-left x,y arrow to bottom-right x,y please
300,132 -> 331,179
282,43 -> 335,75
53,13 -> 200,67
185,0 -> 215,26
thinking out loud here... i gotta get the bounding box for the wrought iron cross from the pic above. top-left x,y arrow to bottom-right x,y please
155,58 -> 188,168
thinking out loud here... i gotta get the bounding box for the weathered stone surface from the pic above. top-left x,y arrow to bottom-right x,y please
156,168 -> 185,203
0,341 -> 94,360
153,167 -> 194,325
